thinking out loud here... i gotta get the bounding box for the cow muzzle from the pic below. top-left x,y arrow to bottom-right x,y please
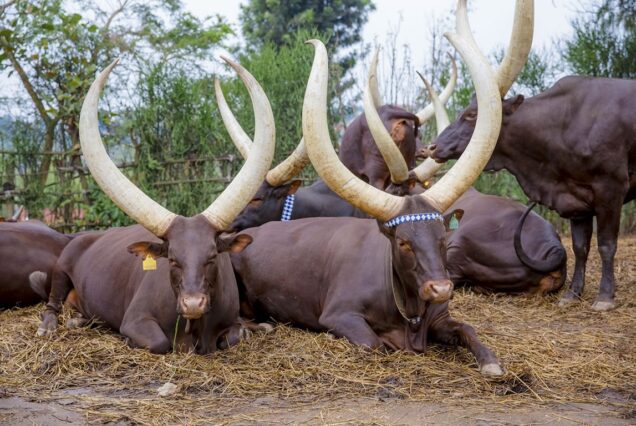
419,279 -> 453,303
178,293 -> 210,319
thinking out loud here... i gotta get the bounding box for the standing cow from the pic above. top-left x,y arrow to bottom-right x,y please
38,57 -> 275,353
429,77 -> 635,310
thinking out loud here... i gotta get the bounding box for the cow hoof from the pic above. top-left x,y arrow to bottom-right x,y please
591,300 -> 616,312
66,317 -> 88,329
557,296 -> 577,308
480,363 -> 504,378
36,318 -> 57,337
257,323 -> 274,333
239,327 -> 253,341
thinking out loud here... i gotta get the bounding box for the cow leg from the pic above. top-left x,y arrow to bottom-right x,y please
63,289 -> 89,329
429,314 -> 503,378
120,317 -> 171,354
37,266 -> 73,337
591,202 -> 621,311
558,216 -> 593,307
319,312 -> 384,349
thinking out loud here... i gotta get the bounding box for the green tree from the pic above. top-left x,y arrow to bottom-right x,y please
0,0 -> 231,224
240,0 -> 374,67
563,0 -> 636,77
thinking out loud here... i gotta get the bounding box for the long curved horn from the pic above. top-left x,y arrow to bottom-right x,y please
368,48 -> 382,107
80,59 -> 178,237
411,72 -> 450,183
214,78 -> 252,160
303,40 -> 403,221
215,77 -> 309,186
363,49 -> 410,184
495,0 -> 534,96
415,54 -> 457,124
202,56 -> 276,230
419,0 -> 502,213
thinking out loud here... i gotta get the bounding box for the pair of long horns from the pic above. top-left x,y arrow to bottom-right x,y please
214,79 -> 310,186
303,0 -> 530,218
368,0 -> 534,187
79,57 -> 276,236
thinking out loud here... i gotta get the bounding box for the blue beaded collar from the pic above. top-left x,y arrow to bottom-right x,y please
280,194 -> 295,221
384,212 -> 443,228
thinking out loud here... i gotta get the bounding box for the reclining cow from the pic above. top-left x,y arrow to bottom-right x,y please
426,3 -> 634,312
232,0 -> 533,377
0,220 -> 74,308
338,52 -> 457,189
37,57 -> 276,353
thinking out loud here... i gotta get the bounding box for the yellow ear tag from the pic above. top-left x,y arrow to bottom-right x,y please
142,254 -> 157,271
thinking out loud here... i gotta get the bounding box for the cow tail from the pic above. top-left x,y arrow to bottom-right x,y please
514,202 -> 567,273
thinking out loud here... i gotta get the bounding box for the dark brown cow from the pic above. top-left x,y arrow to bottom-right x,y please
338,105 -> 421,188
429,76 -> 636,311
37,57 -> 276,353
445,188 -> 566,294
0,221 -> 72,307
230,4 -> 525,372
232,217 -> 502,375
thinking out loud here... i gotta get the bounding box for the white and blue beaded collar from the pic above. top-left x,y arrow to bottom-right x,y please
384,212 -> 443,228
280,194 -> 295,221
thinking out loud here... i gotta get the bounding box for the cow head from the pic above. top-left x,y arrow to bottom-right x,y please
127,216 -> 252,319
229,180 -> 301,231
80,57 -> 275,321
302,37 -> 504,307
429,94 -> 525,165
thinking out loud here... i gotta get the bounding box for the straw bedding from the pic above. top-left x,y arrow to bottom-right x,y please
0,236 -> 634,424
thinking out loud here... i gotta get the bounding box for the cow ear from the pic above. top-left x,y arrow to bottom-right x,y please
287,180 -> 302,195
127,241 -> 169,258
503,94 -> 524,115
217,232 -> 253,254
443,209 -> 464,231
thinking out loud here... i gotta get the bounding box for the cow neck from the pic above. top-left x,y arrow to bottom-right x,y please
386,241 -> 424,328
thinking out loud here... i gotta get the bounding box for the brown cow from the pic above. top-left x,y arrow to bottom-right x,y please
228,2 -> 529,374
445,188 -> 566,294
38,56 -> 276,353
0,221 -> 72,307
429,77 -> 635,311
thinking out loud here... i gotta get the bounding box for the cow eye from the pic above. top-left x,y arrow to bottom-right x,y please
205,254 -> 217,265
463,111 -> 477,122
398,239 -> 412,252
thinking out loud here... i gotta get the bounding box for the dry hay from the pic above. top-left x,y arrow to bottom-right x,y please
0,236 -> 635,425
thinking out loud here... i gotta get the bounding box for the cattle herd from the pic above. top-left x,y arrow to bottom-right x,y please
1,0 -> 635,382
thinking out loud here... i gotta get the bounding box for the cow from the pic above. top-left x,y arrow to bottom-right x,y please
0,220 -> 73,308
428,78 -> 635,311
446,188 -> 566,294
337,53 -> 457,190
37,56 -> 276,354
228,1 -> 530,375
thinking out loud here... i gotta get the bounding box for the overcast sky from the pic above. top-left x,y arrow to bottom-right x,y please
187,0 -> 578,66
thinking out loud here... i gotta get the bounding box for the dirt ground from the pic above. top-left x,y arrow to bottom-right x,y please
0,236 -> 635,425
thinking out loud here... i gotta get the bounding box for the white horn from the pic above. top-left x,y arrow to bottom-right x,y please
363,49 -> 410,184
215,78 -> 251,160
79,59 -> 177,237
302,40 -> 403,221
420,2 -> 503,213
202,57 -> 276,230
416,54 -> 457,124
215,78 -> 309,186
495,0 -> 534,96
412,73 -> 451,184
